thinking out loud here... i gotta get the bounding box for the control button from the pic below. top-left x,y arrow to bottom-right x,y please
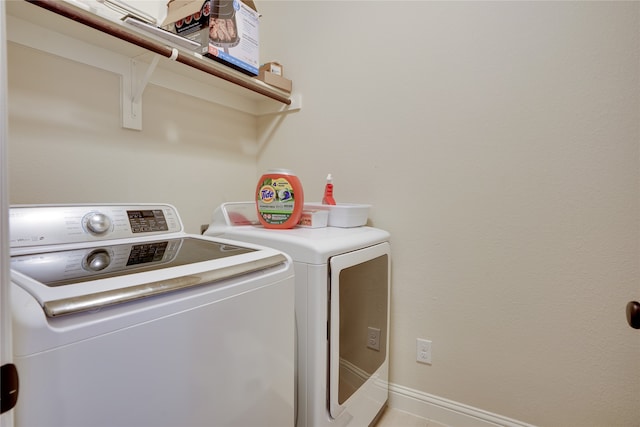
85,212 -> 112,234
84,249 -> 111,271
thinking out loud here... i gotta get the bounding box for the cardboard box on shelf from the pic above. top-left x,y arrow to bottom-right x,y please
164,0 -> 260,76
257,70 -> 292,93
261,61 -> 283,76
163,0 -> 257,25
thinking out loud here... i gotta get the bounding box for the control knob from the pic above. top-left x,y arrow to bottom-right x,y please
85,212 -> 112,235
84,249 -> 111,271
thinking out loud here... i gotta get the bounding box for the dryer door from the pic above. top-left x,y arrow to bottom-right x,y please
328,242 -> 390,419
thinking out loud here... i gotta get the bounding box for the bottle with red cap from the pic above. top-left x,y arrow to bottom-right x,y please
322,173 -> 336,205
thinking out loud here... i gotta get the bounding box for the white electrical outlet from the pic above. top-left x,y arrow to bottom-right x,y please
416,338 -> 432,364
367,327 -> 381,351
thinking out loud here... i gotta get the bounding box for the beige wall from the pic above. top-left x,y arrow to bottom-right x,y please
256,1 -> 640,426
7,44 -> 258,233
7,1 -> 640,426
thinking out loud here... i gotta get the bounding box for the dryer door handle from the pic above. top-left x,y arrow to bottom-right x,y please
626,301 -> 640,329
1,363 -> 19,414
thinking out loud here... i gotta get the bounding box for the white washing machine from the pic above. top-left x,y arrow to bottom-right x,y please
8,204 -> 295,427
205,202 -> 391,427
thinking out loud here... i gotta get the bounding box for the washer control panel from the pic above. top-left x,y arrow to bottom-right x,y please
9,204 -> 182,248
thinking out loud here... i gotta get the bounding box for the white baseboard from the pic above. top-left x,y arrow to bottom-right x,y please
387,383 -> 537,427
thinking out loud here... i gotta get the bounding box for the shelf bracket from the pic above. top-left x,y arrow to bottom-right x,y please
122,50 -> 177,130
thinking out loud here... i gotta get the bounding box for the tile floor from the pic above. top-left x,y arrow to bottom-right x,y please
374,407 -> 450,427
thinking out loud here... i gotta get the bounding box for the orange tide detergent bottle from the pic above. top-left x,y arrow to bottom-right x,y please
256,169 -> 304,229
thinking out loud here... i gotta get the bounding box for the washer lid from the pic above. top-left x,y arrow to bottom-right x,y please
11,237 -> 255,288
11,235 -> 287,317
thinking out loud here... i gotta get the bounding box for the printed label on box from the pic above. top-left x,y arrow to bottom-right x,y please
166,0 -> 259,76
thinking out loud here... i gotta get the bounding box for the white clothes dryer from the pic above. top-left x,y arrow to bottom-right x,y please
206,202 -> 391,427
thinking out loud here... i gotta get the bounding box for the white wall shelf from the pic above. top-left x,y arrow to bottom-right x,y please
6,0 -> 301,131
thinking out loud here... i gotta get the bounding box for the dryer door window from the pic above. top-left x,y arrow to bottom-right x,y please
328,242 -> 390,419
